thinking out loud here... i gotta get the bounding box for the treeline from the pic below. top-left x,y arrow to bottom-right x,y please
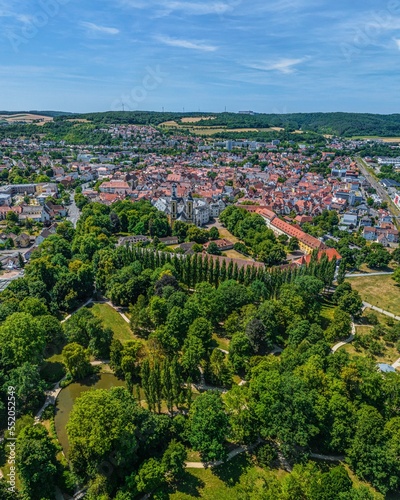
95,243 -> 337,303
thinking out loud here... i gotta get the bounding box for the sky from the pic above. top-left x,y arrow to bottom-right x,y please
0,0 -> 399,113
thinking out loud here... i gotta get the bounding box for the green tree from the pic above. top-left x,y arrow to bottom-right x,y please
67,387 -> 139,480
0,312 -> 46,368
188,392 -> 229,462
4,363 -> 45,414
16,424 -> 59,500
207,242 -> 221,255
62,343 -> 92,380
161,439 -> 187,483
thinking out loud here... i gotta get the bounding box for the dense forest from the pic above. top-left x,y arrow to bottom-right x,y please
0,200 -> 399,499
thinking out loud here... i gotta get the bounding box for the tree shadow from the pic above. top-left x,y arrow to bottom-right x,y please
211,453 -> 252,487
167,470 -> 205,497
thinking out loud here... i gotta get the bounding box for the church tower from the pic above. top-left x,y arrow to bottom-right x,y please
170,183 -> 178,223
186,191 -> 193,222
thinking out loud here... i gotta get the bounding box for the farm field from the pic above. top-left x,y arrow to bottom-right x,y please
346,274 -> 400,315
0,113 -> 53,124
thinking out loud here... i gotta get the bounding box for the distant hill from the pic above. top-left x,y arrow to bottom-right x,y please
0,110 -> 72,117
61,111 -> 400,138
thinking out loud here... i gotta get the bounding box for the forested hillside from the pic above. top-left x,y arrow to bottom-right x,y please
59,111 -> 400,137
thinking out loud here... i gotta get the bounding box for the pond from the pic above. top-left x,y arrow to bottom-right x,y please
54,373 -> 126,455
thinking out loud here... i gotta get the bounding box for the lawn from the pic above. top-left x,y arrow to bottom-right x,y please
40,353 -> 66,384
212,334 -> 230,351
223,249 -> 254,262
217,226 -> 240,244
346,274 -> 400,315
320,302 -> 336,330
89,303 -> 134,343
168,454 -> 287,500
342,323 -> 399,365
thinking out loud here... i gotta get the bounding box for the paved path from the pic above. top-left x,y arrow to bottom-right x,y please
362,302 -> 400,321
61,298 -> 93,323
185,440 -> 261,469
310,453 -> 345,462
346,272 -> 394,277
331,322 -> 356,353
184,442 -> 344,469
392,358 -> 400,370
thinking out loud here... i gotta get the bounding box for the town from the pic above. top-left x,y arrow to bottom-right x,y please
0,120 -> 398,278
0,112 -> 400,500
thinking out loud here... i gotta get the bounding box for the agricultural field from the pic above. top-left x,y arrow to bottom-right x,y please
346,274 -> 400,315
0,113 -> 53,124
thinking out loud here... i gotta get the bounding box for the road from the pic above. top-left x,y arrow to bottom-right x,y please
67,196 -> 81,228
356,157 -> 400,222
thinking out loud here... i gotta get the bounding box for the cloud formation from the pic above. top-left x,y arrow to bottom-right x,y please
80,22 -> 120,35
247,58 -> 306,74
156,35 -> 217,51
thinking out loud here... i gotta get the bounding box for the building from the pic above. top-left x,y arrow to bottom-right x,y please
203,239 -> 234,252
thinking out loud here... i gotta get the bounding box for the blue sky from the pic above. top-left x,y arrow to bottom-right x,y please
0,0 -> 399,113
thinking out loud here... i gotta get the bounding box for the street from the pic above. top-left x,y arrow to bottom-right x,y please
356,157 -> 400,222
67,195 -> 81,228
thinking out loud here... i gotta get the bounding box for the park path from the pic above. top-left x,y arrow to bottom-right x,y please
331,322 -> 356,353
185,442 -> 344,470
61,298 -> 93,323
346,272 -> 394,277
185,440 -> 262,469
392,358 -> 400,370
362,302 -> 400,321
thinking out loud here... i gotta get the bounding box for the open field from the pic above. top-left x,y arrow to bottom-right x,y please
89,302 -> 134,343
216,226 -> 240,244
181,116 -> 216,123
159,121 -> 284,136
346,274 -> 400,315
223,249 -> 253,261
342,332 -> 399,366
0,113 -> 53,124
350,135 -> 400,143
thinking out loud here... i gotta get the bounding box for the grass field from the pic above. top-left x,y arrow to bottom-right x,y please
320,301 -> 336,330
350,135 -> 400,143
346,274 -> 400,315
212,334 -> 230,351
89,303 -> 134,343
181,116 -> 216,123
223,249 -> 253,262
168,454 -> 288,500
216,226 -> 240,244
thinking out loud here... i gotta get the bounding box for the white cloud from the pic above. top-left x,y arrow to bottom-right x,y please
80,22 -> 120,35
247,58 -> 306,74
120,0 -> 238,15
163,1 -> 234,15
395,38 -> 400,49
156,35 -> 217,51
